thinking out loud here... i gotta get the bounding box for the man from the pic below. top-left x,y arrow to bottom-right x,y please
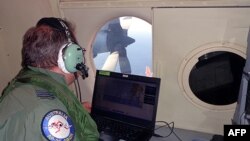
0,17 -> 99,141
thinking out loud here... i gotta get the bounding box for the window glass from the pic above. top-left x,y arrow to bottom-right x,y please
92,16 -> 152,76
189,51 -> 245,105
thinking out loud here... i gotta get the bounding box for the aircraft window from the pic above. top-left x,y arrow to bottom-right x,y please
92,16 -> 152,76
189,51 -> 245,105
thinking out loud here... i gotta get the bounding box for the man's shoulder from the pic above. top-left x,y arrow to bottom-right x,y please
7,84 -> 55,101
0,84 -> 61,115
0,83 -> 68,123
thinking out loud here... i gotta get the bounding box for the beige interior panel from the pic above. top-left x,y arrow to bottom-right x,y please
153,7 -> 250,135
0,0 -> 54,92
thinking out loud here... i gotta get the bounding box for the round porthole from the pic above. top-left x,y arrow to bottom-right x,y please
178,42 -> 246,111
92,16 -> 152,76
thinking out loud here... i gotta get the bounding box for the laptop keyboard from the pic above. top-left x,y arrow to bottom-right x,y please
93,116 -> 144,141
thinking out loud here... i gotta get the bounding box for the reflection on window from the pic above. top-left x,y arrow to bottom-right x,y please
189,51 -> 245,105
92,16 -> 152,76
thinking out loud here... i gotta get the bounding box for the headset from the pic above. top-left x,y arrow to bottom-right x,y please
36,17 -> 89,79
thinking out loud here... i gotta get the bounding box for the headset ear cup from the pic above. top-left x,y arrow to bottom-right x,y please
57,44 -> 70,73
63,43 -> 85,73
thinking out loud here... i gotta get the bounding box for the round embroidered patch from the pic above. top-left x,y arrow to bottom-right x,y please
41,110 -> 75,141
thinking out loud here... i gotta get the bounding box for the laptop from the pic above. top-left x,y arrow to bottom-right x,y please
91,70 -> 161,141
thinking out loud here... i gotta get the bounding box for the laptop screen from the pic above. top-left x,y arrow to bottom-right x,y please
91,70 -> 161,129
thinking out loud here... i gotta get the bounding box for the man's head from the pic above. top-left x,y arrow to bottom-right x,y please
21,17 -> 87,84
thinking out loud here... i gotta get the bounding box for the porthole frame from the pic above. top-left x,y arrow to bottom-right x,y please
178,42 -> 246,111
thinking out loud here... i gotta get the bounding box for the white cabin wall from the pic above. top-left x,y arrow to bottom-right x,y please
0,0 -> 56,91
59,0 -> 250,135
0,31 -> 9,91
153,7 -> 250,135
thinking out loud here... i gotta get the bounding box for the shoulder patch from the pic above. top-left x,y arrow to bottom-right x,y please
36,89 -> 55,99
41,109 -> 75,141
